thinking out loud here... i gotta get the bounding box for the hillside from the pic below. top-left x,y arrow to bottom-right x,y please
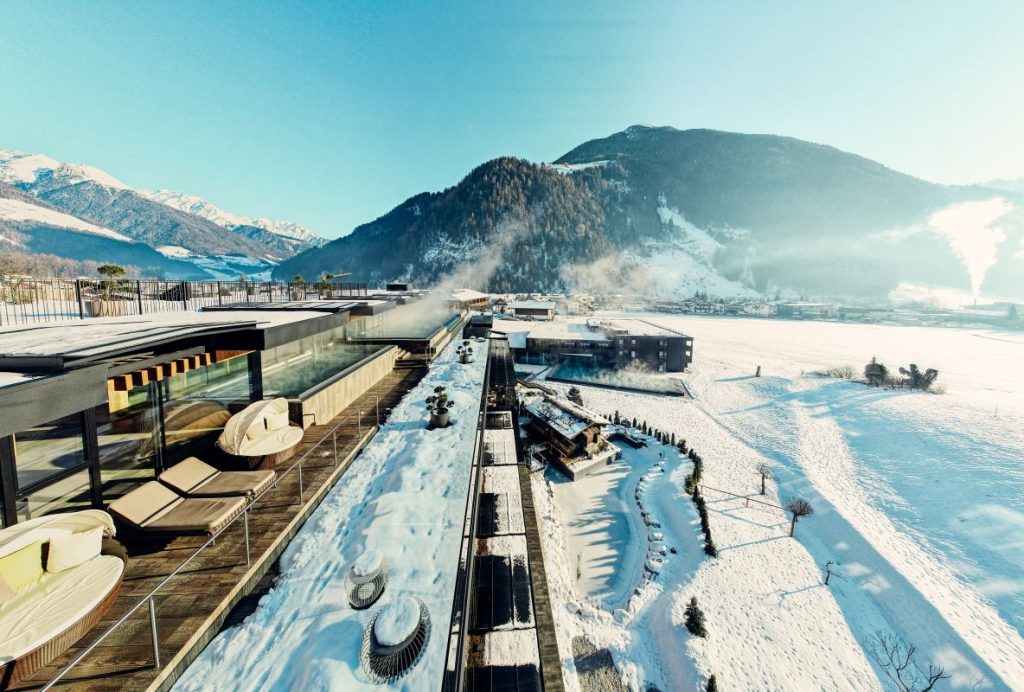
0,181 -> 206,278
276,126 -> 1024,300
278,157 -> 611,293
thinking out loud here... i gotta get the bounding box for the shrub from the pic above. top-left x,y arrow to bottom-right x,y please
864,357 -> 888,387
704,539 -> 718,557
707,674 -> 719,692
825,364 -> 855,379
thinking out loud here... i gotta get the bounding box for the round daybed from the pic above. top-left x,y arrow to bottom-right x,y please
0,510 -> 126,690
217,398 -> 304,470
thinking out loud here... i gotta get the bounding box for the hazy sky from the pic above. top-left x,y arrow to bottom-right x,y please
3,1 -> 1022,238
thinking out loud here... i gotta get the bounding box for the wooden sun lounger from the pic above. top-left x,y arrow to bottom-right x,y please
107,482 -> 246,535
159,457 -> 275,499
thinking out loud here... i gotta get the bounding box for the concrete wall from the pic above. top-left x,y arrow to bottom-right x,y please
293,346 -> 397,428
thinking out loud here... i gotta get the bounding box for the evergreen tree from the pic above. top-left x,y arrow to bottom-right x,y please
684,597 -> 707,637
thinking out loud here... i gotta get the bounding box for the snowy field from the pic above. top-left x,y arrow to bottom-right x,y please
536,314 -> 1024,690
174,340 -> 487,691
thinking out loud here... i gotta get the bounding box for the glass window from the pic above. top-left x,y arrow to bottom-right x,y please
13,413 -> 86,491
97,386 -> 161,497
16,468 -> 92,522
161,357 -> 250,465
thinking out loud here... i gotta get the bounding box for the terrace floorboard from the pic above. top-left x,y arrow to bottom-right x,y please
17,365 -> 427,692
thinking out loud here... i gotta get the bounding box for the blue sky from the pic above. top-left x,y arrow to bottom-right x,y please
2,1 -> 1022,239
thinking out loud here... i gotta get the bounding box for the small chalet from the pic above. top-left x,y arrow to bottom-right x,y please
510,300 -> 555,321
524,395 -> 619,479
446,288 -> 490,311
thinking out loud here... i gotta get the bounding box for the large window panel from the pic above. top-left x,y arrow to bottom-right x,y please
16,468 -> 92,522
161,356 -> 251,466
12,413 -> 87,491
97,387 -> 161,497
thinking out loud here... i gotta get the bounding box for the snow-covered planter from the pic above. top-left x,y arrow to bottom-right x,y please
456,340 -> 474,364
346,549 -> 388,610
425,385 -> 450,428
360,595 -> 431,682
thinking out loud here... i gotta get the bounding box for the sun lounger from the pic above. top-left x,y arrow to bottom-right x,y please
159,457 -> 275,499
108,482 -> 246,535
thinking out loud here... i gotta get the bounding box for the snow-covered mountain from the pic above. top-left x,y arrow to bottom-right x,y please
0,149 -> 324,277
139,189 -> 326,246
0,180 -> 207,277
0,150 -> 133,191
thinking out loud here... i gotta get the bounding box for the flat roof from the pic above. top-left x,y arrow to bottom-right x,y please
511,300 -> 555,310
0,310 -> 327,370
202,300 -> 358,313
449,288 -> 490,301
525,321 -> 609,342
606,318 -> 690,338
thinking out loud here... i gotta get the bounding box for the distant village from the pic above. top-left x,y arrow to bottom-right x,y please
443,286 -> 1023,331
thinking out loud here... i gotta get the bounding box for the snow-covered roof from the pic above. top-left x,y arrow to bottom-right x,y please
448,288 -> 489,302
605,319 -> 689,338
0,371 -> 39,390
487,319 -> 533,349
524,321 -> 609,342
525,395 -> 609,440
511,300 -> 555,310
0,310 -> 325,364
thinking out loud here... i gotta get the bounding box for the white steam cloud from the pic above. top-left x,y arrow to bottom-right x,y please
927,197 -> 1014,300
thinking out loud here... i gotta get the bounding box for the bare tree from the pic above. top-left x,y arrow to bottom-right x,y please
755,463 -> 773,495
822,560 -> 843,586
868,632 -> 950,691
784,497 -> 814,537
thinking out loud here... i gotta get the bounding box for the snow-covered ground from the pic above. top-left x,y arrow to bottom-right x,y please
535,315 -> 1024,690
174,339 -> 487,691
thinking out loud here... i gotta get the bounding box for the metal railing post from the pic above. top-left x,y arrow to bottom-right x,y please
75,279 -> 85,319
136,280 -> 144,315
148,597 -> 161,668
375,396 -> 379,427
358,411 -> 362,436
217,281 -> 222,305
243,509 -> 251,564
333,430 -> 338,465
298,461 -> 304,503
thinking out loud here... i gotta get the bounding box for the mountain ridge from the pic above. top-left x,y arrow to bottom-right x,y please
275,125 -> 1024,300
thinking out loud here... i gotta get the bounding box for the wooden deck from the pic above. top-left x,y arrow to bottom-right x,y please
19,365 -> 427,692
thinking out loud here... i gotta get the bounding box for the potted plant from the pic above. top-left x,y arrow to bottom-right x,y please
84,264 -> 128,317
290,275 -> 306,300
425,385 -> 450,428
457,340 -> 474,364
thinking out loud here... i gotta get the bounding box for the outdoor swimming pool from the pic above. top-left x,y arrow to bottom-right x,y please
262,340 -> 383,398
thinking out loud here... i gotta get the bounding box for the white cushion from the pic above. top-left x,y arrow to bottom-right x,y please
0,555 -> 123,663
46,527 -> 103,574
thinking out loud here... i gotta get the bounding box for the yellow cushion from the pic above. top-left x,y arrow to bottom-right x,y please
0,541 -> 44,590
